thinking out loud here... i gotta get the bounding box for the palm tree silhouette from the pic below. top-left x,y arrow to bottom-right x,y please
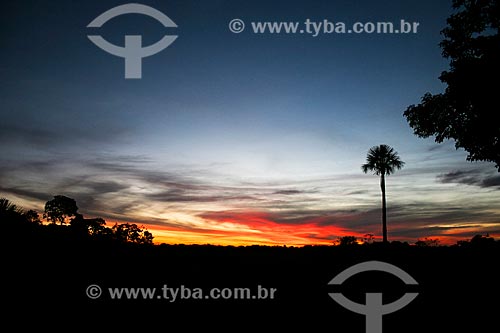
0,198 -> 22,215
362,144 -> 404,243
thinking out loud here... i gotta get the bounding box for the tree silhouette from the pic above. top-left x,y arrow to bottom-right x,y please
362,145 -> 404,243
112,223 -> 154,245
2,195 -> 156,245
415,238 -> 440,247
0,198 -> 23,214
70,213 -> 106,236
336,236 -> 358,246
363,233 -> 375,244
0,198 -> 25,225
43,195 -> 78,225
24,209 -> 41,225
404,0 -> 500,171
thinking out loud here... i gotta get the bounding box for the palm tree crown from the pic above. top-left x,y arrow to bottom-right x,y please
362,144 -> 405,176
0,198 -> 23,214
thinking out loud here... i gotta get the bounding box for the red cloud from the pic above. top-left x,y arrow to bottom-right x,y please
197,210 -> 369,245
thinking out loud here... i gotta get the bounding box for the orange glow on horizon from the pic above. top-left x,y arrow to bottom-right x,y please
82,210 -> 500,247
136,211 -> 378,246
38,211 -> 499,247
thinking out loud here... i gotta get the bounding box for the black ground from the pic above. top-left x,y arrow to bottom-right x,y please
4,225 -> 499,331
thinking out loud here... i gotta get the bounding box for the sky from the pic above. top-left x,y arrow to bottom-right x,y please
1,0 -> 499,246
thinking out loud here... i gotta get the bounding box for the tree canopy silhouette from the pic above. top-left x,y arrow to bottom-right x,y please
336,235 -> 358,246
404,0 -> 500,171
44,195 -> 78,224
362,144 -> 404,243
1,196 -> 155,245
24,209 -> 41,224
70,213 -> 106,236
112,223 -> 154,244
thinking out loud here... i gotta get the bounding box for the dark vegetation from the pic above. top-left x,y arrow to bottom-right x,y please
2,197 -> 499,331
1,196 -> 153,245
404,0 -> 500,170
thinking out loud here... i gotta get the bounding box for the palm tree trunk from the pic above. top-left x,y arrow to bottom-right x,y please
380,173 -> 387,243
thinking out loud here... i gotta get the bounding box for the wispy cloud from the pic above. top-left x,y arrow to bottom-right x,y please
437,168 -> 500,189
272,189 -> 305,195
0,122 -> 132,150
1,152 -> 500,245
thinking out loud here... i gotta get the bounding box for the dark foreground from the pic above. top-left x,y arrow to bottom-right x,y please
3,227 -> 499,332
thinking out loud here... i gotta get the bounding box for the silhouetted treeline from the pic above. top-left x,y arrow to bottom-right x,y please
1,196 -> 153,246
2,197 -> 498,249
2,196 -> 499,332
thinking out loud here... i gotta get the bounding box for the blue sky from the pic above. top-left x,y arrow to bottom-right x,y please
1,0 -> 499,245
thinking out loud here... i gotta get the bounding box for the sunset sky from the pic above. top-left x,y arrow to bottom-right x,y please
2,0 -> 499,245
